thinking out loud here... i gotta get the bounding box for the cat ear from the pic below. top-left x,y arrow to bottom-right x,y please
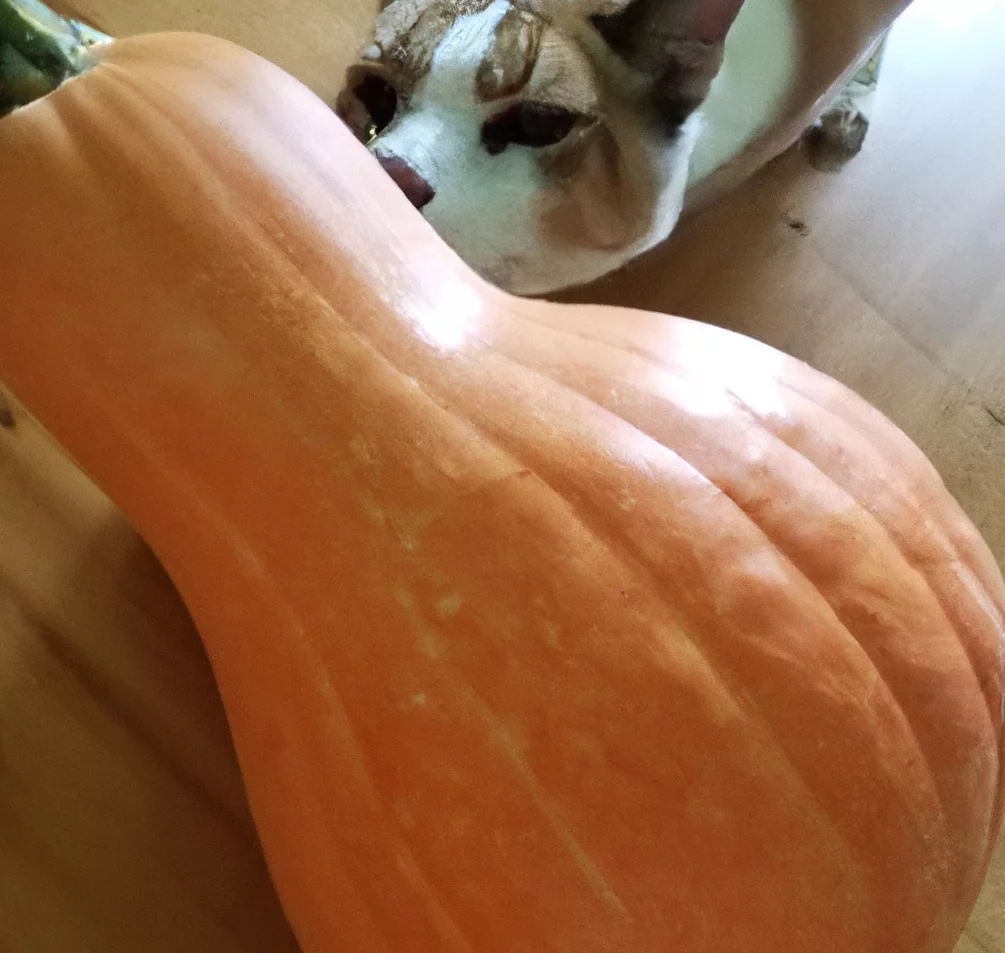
591,0 -> 746,129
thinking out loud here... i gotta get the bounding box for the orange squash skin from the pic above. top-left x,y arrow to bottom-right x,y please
1,34 -> 1003,953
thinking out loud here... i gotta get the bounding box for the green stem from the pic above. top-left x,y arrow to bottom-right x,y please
0,0 -> 109,113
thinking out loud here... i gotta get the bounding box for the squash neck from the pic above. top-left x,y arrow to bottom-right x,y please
0,0 -> 108,114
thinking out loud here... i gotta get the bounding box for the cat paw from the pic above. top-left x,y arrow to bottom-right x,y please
803,103 -> 871,172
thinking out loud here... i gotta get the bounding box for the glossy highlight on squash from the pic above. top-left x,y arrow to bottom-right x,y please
0,31 -> 1002,953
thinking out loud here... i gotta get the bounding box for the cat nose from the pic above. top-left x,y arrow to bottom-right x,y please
375,154 -> 436,210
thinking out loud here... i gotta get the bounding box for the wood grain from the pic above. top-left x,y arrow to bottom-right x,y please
0,390 -> 300,950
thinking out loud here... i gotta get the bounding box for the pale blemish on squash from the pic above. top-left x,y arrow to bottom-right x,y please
396,528 -> 420,552
361,491 -> 386,525
486,718 -> 628,916
349,433 -> 376,466
393,588 -> 447,658
436,594 -> 464,619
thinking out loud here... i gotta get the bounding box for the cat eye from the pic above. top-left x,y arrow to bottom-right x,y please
481,103 -> 582,156
352,74 -> 399,142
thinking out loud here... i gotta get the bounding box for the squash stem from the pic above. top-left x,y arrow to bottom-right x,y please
0,0 -> 109,114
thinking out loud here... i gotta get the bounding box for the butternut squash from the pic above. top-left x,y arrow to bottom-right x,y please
1,19 -> 1002,953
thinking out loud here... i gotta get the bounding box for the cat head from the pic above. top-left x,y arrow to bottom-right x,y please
337,0 -> 746,294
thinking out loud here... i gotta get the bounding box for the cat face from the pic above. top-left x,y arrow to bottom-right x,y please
337,0 -> 745,294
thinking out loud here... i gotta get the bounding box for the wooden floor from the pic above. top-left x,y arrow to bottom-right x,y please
564,0 -> 1005,948
1,0 -> 1003,949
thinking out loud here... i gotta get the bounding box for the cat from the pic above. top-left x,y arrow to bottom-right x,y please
336,0 -> 755,294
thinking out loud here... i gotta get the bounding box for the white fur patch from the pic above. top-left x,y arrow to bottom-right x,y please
374,1 -> 553,290
373,0 -> 702,294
